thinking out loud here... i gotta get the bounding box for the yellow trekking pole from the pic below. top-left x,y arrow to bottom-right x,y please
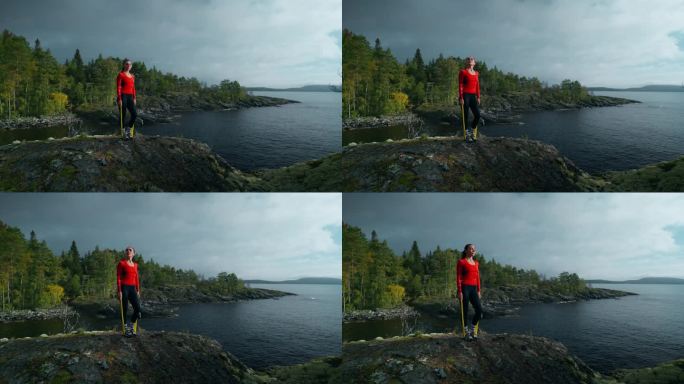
119,103 -> 124,138
459,296 -> 465,337
460,103 -> 466,141
118,293 -> 125,335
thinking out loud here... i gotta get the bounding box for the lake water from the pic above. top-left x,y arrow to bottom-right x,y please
0,284 -> 342,370
343,91 -> 684,173
343,284 -> 684,374
0,91 -> 341,171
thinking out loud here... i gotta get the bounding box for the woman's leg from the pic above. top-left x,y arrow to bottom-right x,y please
123,94 -> 137,128
466,95 -> 481,129
121,286 -> 129,322
128,287 -> 141,324
468,288 -> 483,327
461,288 -> 470,327
462,95 -> 472,129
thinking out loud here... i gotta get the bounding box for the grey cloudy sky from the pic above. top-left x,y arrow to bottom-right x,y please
344,0 -> 684,88
0,0 -> 341,87
0,193 -> 341,281
344,193 -> 684,281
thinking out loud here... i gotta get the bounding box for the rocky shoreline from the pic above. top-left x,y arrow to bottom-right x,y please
341,331 -> 680,383
342,113 -> 423,130
0,113 -> 82,130
0,94 -> 299,132
343,305 -> 419,322
344,286 -> 636,323
344,94 -> 639,130
0,287 -> 294,323
0,307 -> 78,323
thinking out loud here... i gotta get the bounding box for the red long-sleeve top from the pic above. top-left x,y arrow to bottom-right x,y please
116,71 -> 136,101
458,69 -> 480,99
456,258 -> 480,294
116,260 -> 140,293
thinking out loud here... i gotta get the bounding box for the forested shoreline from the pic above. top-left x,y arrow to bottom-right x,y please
342,29 -> 631,121
0,220 -> 254,314
0,29 -> 261,122
342,223 -> 624,313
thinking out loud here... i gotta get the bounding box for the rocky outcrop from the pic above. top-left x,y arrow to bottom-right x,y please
611,358 -> 684,384
71,287 -> 295,320
603,155 -> 684,191
80,95 -> 299,126
340,135 -> 602,192
341,332 -> 682,384
343,113 -> 423,130
0,135 -> 267,191
0,307 -> 77,323
343,305 -> 420,322
411,286 -> 636,320
0,113 -> 82,130
256,153 -> 343,192
341,332 -> 601,384
0,331 -> 274,383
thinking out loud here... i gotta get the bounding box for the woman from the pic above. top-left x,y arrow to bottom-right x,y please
116,58 -> 137,139
117,245 -> 141,337
458,56 -> 481,142
457,243 -> 482,340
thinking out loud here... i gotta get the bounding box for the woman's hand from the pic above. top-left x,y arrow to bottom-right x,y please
478,291 -> 481,299
458,292 -> 463,302
118,291 -> 122,301
117,99 -> 121,108
137,291 -> 141,299
458,97 -> 463,105
133,98 -> 136,106
477,97 -> 481,105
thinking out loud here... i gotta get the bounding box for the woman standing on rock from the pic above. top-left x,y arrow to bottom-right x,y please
116,58 -> 137,139
117,246 -> 141,337
457,243 -> 482,340
458,56 -> 481,142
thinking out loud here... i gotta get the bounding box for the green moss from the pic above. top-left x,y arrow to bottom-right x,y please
49,369 -> 73,384
396,171 -> 417,189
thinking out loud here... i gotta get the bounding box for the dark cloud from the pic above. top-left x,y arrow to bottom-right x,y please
344,0 -> 684,87
0,0 -> 341,87
0,193 -> 341,280
343,193 -> 684,280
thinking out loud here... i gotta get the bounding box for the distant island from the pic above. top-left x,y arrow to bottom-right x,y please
587,84 -> 684,92
247,84 -> 341,92
587,277 -> 684,284
245,277 -> 342,285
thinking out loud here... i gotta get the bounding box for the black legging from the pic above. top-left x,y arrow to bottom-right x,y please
120,94 -> 137,128
462,93 -> 480,129
121,284 -> 141,324
462,284 -> 482,326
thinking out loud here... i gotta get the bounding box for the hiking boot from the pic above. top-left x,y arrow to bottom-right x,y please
471,325 -> 479,340
124,323 -> 133,337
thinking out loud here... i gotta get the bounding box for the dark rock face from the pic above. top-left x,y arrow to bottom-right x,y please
604,156 -> 684,191
343,113 -> 423,130
71,287 -> 295,320
0,135 -> 266,191
0,307 -> 77,323
0,331 -> 272,384
340,135 -> 600,192
341,332 -> 599,384
343,306 -> 420,322
411,286 -> 636,320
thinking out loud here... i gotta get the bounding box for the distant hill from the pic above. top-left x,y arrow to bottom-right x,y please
588,84 -> 684,92
247,84 -> 341,92
245,277 -> 342,285
586,277 -> 684,284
